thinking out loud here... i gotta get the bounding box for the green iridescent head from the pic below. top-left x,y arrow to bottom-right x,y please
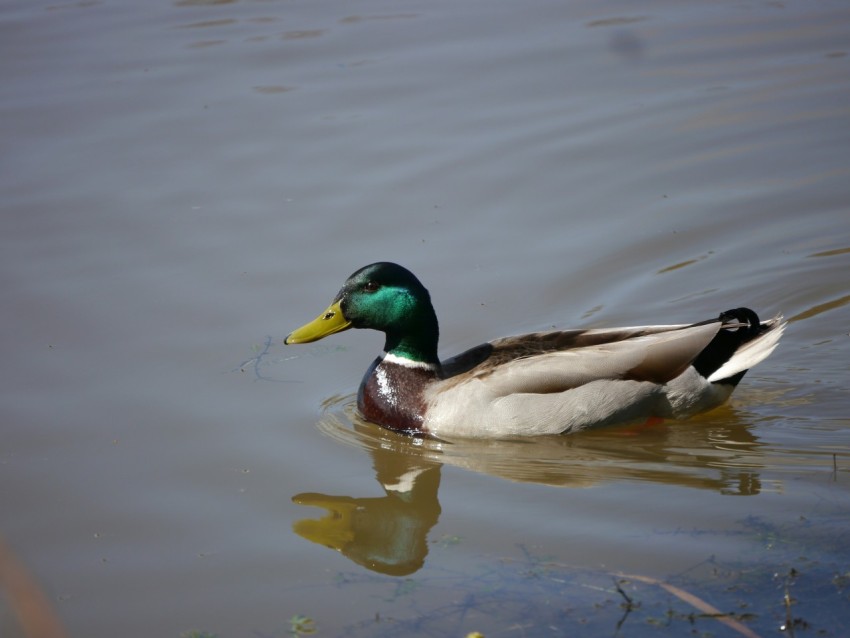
285,262 -> 440,363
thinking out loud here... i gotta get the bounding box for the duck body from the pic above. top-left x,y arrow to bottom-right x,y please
285,263 -> 785,439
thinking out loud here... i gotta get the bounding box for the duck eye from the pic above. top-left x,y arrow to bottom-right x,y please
363,281 -> 380,293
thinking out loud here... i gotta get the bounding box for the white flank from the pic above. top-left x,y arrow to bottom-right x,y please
707,315 -> 787,383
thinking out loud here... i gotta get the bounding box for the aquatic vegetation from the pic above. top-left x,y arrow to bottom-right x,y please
314,524 -> 848,638
180,501 -> 849,638
177,560 -> 848,637
178,615 -> 318,638
288,614 -> 317,636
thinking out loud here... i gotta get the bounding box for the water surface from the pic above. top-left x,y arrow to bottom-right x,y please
2,0 -> 849,636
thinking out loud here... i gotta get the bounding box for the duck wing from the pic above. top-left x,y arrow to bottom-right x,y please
440,322 -> 722,396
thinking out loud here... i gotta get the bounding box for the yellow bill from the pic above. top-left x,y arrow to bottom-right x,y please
284,300 -> 351,344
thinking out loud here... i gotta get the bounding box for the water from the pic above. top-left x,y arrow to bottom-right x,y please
2,0 -> 849,636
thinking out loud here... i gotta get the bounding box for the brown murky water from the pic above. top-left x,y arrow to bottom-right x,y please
2,0 -> 849,636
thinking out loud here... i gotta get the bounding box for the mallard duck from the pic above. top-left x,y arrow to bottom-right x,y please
285,262 -> 785,438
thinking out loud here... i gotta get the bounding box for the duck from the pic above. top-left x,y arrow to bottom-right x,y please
284,262 -> 785,438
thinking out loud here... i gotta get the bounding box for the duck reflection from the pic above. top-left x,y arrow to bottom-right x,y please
292,441 -> 441,576
292,399 -> 769,574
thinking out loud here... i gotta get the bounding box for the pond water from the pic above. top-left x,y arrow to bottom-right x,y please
2,0 -> 849,636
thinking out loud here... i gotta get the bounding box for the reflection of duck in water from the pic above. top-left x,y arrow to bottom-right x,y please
292,449 -> 441,576
285,262 -> 785,438
318,406 -> 768,493
293,411 -> 767,575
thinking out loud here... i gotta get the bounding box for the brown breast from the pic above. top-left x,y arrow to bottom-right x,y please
357,357 -> 439,434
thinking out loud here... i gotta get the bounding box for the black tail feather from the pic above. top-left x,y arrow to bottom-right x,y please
692,307 -> 762,385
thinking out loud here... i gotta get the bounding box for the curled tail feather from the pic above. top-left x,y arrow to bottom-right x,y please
697,310 -> 785,385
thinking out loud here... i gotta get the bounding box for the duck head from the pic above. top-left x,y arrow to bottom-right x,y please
285,262 -> 440,364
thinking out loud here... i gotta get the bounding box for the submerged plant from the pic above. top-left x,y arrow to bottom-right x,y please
289,614 -> 317,636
